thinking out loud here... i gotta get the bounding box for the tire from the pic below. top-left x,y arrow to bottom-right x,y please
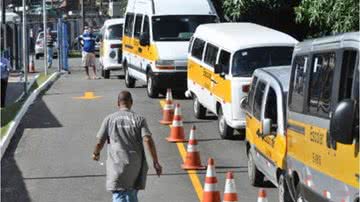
247,151 -> 264,186
103,69 -> 110,79
217,107 -> 234,139
146,70 -> 159,98
193,95 -> 206,119
295,183 -> 305,202
35,54 -> 40,59
279,173 -> 292,202
124,65 -> 135,88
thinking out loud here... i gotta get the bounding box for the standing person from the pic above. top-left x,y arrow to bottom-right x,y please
79,27 -> 98,79
92,91 -> 162,202
46,28 -> 55,69
1,50 -> 11,108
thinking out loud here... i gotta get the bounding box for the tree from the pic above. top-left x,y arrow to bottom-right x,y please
295,0 -> 359,35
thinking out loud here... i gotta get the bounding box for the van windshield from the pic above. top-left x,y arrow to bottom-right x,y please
232,47 -> 293,77
152,15 -> 217,41
106,24 -> 123,40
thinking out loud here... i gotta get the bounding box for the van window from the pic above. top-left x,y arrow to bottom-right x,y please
253,81 -> 266,119
105,24 -> 123,40
247,76 -> 258,112
218,50 -> 231,74
124,13 -> 135,36
265,87 -> 278,133
289,56 -> 308,113
188,37 -> 194,53
134,14 -> 143,38
152,15 -> 217,41
232,47 -> 293,77
191,38 -> 205,60
308,53 -> 336,118
143,16 -> 149,34
339,50 -> 357,101
204,43 -> 219,67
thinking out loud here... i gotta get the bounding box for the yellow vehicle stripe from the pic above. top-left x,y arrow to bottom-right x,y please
122,35 -> 158,62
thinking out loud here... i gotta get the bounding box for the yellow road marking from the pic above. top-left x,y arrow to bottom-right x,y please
160,100 -> 203,201
73,91 -> 102,100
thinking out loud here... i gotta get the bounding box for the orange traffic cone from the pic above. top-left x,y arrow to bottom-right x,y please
223,172 -> 238,202
166,103 -> 186,142
29,57 -> 36,73
202,158 -> 221,202
181,125 -> 206,170
257,188 -> 268,202
160,89 -> 174,125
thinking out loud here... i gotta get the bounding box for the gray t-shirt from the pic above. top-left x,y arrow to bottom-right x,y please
97,109 -> 151,191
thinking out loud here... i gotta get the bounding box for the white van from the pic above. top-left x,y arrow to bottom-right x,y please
99,18 -> 125,79
186,23 -> 298,139
122,0 -> 219,97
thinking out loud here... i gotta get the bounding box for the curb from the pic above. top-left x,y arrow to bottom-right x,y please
0,72 -> 61,159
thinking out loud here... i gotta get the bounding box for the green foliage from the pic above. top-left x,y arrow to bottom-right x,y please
295,0 -> 359,34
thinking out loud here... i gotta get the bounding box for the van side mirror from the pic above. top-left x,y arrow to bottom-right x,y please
262,118 -> 272,137
140,32 -> 150,46
214,64 -> 223,74
330,99 -> 355,144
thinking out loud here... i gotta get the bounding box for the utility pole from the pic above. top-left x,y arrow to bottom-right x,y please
2,0 -> 7,53
80,0 -> 84,31
43,0 -> 47,76
22,0 -> 28,94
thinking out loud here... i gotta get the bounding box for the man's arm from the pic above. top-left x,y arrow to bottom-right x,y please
143,135 -> 162,176
92,138 -> 106,161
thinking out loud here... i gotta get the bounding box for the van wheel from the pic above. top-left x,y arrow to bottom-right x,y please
218,107 -> 234,139
248,151 -> 264,186
279,174 -> 292,202
295,183 -> 305,202
103,69 -> 110,79
147,71 -> 159,98
193,95 -> 206,119
124,66 -> 135,88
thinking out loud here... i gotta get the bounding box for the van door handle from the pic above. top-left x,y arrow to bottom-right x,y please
210,79 -> 217,84
138,47 -> 142,53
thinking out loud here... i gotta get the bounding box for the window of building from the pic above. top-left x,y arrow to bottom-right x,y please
253,81 -> 266,119
204,43 -> 219,67
218,50 -> 231,74
289,56 -> 308,113
308,53 -> 336,118
191,38 -> 205,60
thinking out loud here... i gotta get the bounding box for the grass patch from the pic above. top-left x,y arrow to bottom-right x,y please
0,72 -> 53,139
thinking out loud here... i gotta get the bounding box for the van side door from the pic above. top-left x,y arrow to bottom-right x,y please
123,13 -> 135,67
212,49 -> 232,105
203,43 -> 219,111
132,14 -> 143,71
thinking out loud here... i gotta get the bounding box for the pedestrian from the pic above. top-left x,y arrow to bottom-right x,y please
1,49 -> 11,108
46,28 -> 55,69
79,27 -> 98,79
92,91 -> 162,202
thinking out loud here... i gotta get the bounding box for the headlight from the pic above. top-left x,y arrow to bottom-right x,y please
109,51 -> 116,58
155,60 -> 175,70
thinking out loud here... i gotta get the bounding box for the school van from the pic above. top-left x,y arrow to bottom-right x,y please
99,18 -> 124,79
241,66 -> 292,202
285,32 -> 359,202
122,0 -> 218,98
186,23 -> 298,139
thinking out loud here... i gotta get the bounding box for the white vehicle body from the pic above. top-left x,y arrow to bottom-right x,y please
123,0 -> 218,97
35,31 -> 58,59
99,18 -> 125,78
187,23 -> 298,138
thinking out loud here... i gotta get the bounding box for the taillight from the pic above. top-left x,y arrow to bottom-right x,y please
110,44 -> 121,48
242,84 -> 250,93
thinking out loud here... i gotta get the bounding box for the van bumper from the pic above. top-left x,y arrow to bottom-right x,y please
227,119 -> 246,129
152,71 -> 187,90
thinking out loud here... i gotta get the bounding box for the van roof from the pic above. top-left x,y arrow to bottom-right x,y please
256,66 -> 291,92
126,0 -> 217,16
104,18 -> 125,27
193,23 -> 298,52
294,32 -> 360,54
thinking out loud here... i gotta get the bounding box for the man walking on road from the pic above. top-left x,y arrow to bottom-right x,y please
93,91 -> 162,202
79,27 -> 98,79
46,28 -> 55,69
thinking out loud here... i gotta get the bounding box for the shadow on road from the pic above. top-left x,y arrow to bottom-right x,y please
1,93 -> 62,201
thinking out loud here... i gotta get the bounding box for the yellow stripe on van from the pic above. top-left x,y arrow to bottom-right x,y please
122,35 -> 159,61
188,58 -> 231,103
287,119 -> 359,188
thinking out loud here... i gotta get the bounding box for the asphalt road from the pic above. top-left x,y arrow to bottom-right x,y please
1,58 -> 279,202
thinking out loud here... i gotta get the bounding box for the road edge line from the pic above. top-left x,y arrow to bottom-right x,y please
1,72 -> 61,159
159,100 -> 204,201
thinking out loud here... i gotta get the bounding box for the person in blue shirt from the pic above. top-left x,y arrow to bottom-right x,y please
1,50 -> 11,108
79,27 -> 98,79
